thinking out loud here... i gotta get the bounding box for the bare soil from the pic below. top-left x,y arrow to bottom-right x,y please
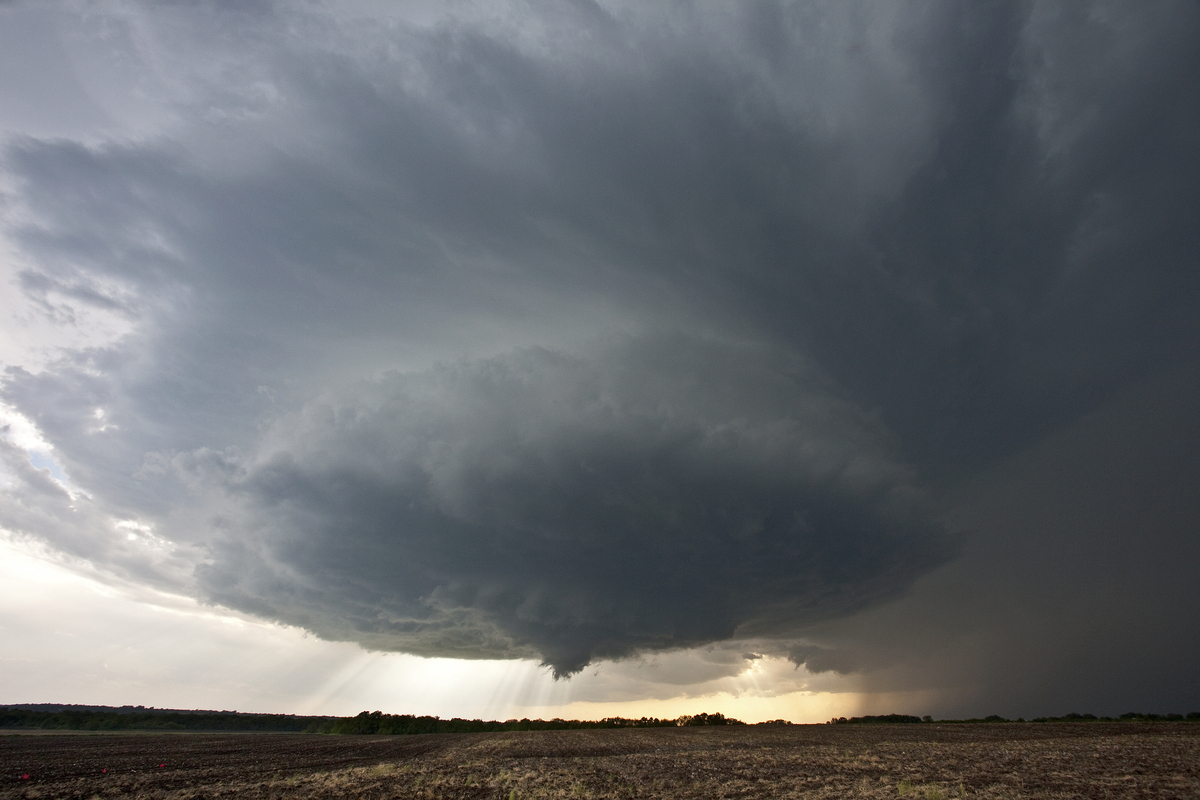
2,722 -> 1197,799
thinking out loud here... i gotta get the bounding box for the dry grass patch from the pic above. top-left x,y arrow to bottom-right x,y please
2,723 -> 1197,799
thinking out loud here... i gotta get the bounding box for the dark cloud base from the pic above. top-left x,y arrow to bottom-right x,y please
194,336 -> 954,676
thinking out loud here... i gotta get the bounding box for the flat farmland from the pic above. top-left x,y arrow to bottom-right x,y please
3,723 -> 1198,799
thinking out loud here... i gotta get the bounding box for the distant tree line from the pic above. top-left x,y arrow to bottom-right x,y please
328,712 -> 667,735
676,712 -> 745,727
829,712 -> 1200,724
327,711 -> 747,734
0,707 -> 327,732
1,704 -> 251,716
0,706 -> 744,734
8,705 -> 1194,734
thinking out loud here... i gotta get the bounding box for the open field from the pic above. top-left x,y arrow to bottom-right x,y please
3,723 -> 1198,799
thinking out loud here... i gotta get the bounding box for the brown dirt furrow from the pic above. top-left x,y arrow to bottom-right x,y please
2,723 -> 1197,799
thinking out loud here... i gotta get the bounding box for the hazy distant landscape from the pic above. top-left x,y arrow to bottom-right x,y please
4,722 -> 1198,799
5,705 -> 1198,734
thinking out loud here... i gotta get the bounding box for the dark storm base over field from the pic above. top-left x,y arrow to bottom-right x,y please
4,724 -> 1198,799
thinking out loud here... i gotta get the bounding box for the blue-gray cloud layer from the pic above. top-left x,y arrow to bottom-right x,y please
2,0 -> 1198,706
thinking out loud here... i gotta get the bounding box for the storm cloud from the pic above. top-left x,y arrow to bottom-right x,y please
2,0 -> 1198,712
190,335 -> 950,675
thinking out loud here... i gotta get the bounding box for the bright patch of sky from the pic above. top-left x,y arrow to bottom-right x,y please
0,532 -> 867,721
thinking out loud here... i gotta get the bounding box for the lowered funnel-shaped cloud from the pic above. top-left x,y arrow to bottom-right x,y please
191,334 -> 952,676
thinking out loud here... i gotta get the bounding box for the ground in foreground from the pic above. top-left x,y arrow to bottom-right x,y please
3,722 -> 1197,799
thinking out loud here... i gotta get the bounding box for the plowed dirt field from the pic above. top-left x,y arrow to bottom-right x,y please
3,722 -> 1197,799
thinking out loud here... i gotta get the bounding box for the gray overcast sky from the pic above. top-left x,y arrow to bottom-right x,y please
1,0 -> 1198,720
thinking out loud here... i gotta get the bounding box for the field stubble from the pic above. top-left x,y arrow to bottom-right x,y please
2,722 -> 1197,799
